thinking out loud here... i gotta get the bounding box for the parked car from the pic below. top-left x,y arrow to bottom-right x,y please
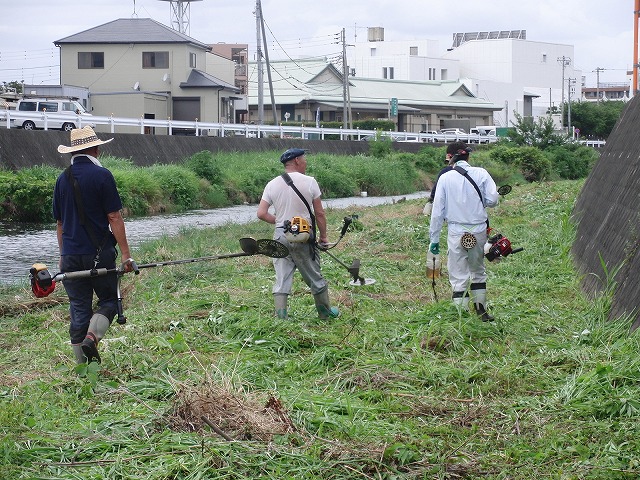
469,126 -> 497,143
420,130 -> 439,142
13,98 -> 93,131
439,128 -> 466,135
432,128 -> 467,142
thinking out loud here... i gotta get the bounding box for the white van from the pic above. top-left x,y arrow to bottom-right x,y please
13,98 -> 93,131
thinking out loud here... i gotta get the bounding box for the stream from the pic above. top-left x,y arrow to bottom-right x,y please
1,192 -> 428,285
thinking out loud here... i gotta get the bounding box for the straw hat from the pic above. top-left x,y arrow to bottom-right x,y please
57,126 -> 113,154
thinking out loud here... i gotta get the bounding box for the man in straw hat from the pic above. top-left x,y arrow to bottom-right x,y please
53,126 -> 135,365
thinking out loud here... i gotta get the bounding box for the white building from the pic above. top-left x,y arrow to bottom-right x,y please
351,27 -> 459,82
350,28 -> 582,127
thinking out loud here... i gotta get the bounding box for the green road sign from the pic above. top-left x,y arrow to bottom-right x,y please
390,97 -> 398,116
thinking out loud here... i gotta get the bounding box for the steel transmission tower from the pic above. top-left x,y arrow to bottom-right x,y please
158,0 -> 203,35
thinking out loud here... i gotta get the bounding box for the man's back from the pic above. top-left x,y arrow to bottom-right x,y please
432,161 -> 498,228
261,172 -> 320,227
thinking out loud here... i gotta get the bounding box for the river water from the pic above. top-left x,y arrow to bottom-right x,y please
1,192 -> 428,286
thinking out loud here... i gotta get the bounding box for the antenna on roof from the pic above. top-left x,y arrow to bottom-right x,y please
158,0 -> 203,35
132,0 -> 138,18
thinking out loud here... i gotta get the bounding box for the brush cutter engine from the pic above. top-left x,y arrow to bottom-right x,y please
30,263 -> 56,297
484,233 -> 523,262
283,216 -> 312,243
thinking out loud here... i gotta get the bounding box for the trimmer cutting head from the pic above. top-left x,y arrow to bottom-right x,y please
239,237 -> 289,258
347,259 -> 376,286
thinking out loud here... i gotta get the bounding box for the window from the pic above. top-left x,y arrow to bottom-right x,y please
542,54 -> 547,63
142,51 -> 169,68
429,68 -> 436,80
370,48 -> 376,57
38,102 -> 58,112
383,67 -> 394,79
383,67 -> 387,79
410,46 -> 418,56
441,69 -> 448,80
62,101 -> 85,113
389,67 -> 394,79
18,101 -> 37,111
78,52 -> 104,69
189,52 -> 197,68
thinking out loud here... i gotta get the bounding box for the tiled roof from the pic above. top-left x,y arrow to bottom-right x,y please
247,58 -> 501,111
54,18 -> 211,51
180,69 -> 240,92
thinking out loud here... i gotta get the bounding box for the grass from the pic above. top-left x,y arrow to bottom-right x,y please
1,179 -> 640,479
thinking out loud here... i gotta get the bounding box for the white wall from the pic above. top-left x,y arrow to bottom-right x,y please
444,39 -> 581,123
350,38 -> 458,81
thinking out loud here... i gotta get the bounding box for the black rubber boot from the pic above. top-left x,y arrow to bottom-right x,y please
475,303 -> 495,322
81,333 -> 101,363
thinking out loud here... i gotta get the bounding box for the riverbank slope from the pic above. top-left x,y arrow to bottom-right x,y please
2,179 -> 639,478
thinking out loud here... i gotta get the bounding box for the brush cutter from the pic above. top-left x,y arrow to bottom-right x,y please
483,231 -> 523,262
29,237 -> 289,304
316,216 -> 376,286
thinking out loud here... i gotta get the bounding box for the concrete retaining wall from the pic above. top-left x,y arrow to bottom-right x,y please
0,129 -> 428,170
571,95 -> 640,329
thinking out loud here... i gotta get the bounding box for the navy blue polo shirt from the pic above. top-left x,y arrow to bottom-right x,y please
52,156 -> 123,255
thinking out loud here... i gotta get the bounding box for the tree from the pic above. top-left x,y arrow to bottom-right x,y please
1,81 -> 23,94
509,112 -> 569,150
565,100 -> 626,139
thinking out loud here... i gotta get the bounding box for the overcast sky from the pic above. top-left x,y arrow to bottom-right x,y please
0,0 -> 633,87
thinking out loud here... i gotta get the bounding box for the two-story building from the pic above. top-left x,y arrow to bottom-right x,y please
54,18 -> 243,133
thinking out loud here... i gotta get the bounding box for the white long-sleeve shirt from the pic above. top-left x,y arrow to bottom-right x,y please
429,160 -> 499,243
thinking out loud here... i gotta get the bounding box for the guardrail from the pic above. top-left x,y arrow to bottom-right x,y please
579,139 -> 607,148
0,109 -> 498,144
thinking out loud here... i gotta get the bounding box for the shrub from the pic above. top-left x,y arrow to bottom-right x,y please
309,161 -> 358,198
184,150 -> 225,185
413,146 -> 446,174
350,157 -> 420,196
2,167 -> 59,222
489,145 -> 522,165
197,179 -> 229,208
545,145 -> 598,180
100,156 -> 136,170
147,165 -> 200,211
518,146 -> 552,182
368,131 -> 394,158
112,169 -> 163,216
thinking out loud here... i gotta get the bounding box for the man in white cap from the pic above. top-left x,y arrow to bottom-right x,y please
53,126 -> 134,364
257,148 -> 339,320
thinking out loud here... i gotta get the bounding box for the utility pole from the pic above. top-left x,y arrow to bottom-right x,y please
341,28 -> 349,130
567,77 -> 576,136
594,67 -> 605,102
257,0 -> 277,124
255,0 -> 264,124
557,56 -> 571,127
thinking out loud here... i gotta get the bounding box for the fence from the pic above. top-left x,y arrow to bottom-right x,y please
0,110 -> 502,145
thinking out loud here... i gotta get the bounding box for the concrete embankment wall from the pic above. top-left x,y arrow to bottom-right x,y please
571,94 -> 640,330
0,129 -> 427,170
